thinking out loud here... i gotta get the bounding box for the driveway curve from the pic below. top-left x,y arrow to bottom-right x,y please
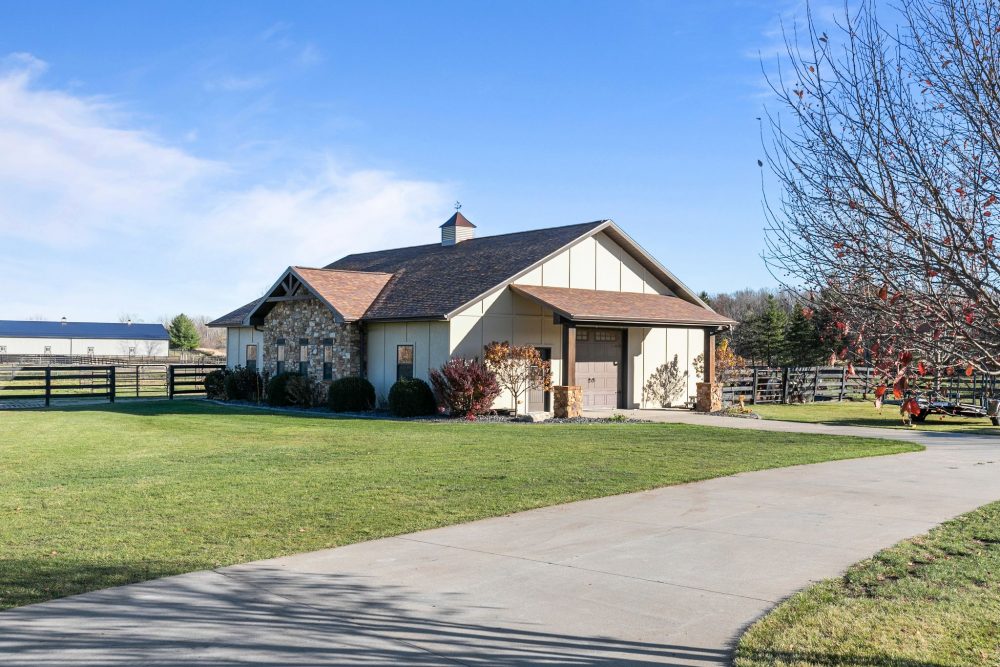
2,415 -> 997,666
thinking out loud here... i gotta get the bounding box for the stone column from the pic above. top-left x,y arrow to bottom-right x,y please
553,385 -> 582,418
695,381 -> 721,413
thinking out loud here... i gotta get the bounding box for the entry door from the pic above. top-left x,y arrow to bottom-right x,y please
575,329 -> 622,409
527,347 -> 551,412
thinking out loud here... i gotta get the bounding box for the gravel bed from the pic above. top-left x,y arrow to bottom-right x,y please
708,408 -> 761,419
210,400 -> 650,424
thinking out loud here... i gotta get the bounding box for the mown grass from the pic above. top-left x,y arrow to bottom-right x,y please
736,501 -> 1000,667
753,401 -> 998,434
0,401 -> 918,610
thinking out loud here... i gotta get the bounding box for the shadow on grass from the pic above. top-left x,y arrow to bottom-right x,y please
1,562 -> 732,665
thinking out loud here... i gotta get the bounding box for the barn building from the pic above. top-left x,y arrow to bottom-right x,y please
0,320 -> 170,358
210,215 -> 734,412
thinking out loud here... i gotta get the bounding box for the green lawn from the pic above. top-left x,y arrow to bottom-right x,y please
753,401 -> 998,434
735,501 -> 1000,667
0,401 -> 918,610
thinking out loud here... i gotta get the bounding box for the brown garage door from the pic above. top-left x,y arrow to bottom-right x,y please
575,328 -> 622,409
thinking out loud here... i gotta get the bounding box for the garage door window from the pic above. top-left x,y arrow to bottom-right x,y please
594,331 -> 617,342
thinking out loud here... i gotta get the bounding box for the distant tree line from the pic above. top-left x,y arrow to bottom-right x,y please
701,289 -> 843,368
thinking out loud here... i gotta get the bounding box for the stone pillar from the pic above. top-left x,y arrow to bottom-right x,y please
695,382 -> 722,413
553,385 -> 582,418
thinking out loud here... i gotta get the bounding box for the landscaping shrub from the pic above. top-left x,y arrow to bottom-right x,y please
265,372 -> 296,406
224,366 -> 263,402
388,378 -> 437,417
327,376 -> 376,412
204,369 -> 229,400
284,374 -> 317,407
429,358 -> 501,418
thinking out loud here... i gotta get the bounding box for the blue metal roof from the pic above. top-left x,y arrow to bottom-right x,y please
0,320 -> 170,340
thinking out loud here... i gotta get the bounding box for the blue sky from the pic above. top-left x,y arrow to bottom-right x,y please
0,0 -> 820,322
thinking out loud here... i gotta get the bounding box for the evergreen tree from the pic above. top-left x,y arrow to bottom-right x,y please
759,295 -> 788,366
785,303 -> 822,366
168,314 -> 201,350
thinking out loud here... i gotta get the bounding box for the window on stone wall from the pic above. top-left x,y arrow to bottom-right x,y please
322,338 -> 333,380
276,338 -> 286,375
299,338 -> 309,375
246,344 -> 257,372
397,344 -> 414,381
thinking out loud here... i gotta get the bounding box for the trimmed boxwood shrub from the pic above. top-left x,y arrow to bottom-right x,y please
266,372 -> 297,406
388,378 -> 437,417
224,366 -> 263,401
204,369 -> 229,400
328,376 -> 376,412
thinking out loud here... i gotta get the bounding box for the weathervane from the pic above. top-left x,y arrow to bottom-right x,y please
454,201 -> 462,211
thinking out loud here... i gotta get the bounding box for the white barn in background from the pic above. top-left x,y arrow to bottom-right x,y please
0,320 -> 170,358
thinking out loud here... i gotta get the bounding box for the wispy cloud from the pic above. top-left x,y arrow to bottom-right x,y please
203,74 -> 270,92
0,55 -> 452,321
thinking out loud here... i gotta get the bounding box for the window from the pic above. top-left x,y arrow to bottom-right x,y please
0,345 -> 5,354
396,344 -> 414,380
594,330 -> 618,342
576,330 -> 589,341
43,346 -> 51,354
298,338 -> 309,375
128,346 -> 136,355
276,338 -> 286,375
246,344 -> 258,372
322,338 -> 333,380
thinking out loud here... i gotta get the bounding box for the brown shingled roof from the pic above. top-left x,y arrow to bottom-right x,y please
510,284 -> 736,327
292,267 -> 393,321
208,299 -> 261,327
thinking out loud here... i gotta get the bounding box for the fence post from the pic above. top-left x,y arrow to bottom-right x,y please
864,365 -> 871,399
839,367 -> 847,402
136,365 -> 140,398
44,367 -> 51,407
781,367 -> 790,404
168,365 -> 174,400
109,366 -> 116,404
751,368 -> 758,404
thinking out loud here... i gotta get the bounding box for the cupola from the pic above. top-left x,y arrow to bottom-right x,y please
440,211 -> 476,246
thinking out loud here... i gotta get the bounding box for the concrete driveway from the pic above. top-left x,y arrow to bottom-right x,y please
1,415 -> 998,666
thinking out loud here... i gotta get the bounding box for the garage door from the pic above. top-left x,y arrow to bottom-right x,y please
575,328 -> 622,409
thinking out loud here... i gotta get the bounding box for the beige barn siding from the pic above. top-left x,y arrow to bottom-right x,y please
226,327 -> 264,369
449,290 -> 562,412
534,231 -> 672,295
366,321 -> 451,403
628,326 -> 704,408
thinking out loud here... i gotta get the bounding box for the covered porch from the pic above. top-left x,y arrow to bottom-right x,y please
510,284 -> 736,413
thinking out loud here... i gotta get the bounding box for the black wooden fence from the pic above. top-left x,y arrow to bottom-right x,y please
0,363 -> 225,408
722,365 -> 999,405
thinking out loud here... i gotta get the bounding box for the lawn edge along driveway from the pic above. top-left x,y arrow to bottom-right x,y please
735,500 -> 1000,667
0,400 -> 918,610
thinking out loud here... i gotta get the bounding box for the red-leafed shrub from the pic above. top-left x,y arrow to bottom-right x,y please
430,357 -> 501,418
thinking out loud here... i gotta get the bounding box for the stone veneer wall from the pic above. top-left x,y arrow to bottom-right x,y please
261,299 -> 363,385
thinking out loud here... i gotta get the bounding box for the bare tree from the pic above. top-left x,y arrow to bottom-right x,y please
763,0 -> 1000,380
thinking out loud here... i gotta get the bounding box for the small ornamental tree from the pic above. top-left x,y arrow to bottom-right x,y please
168,314 -> 201,350
430,357 -> 502,419
483,341 -> 551,415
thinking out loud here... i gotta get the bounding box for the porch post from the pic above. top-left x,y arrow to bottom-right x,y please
703,329 -> 716,384
554,322 -> 582,418
561,323 -> 576,386
695,327 -> 721,413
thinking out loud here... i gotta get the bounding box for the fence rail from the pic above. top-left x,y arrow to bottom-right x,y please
0,363 -> 225,408
722,365 -> 999,405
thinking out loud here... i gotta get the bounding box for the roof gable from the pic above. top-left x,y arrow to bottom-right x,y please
245,267 -> 392,325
